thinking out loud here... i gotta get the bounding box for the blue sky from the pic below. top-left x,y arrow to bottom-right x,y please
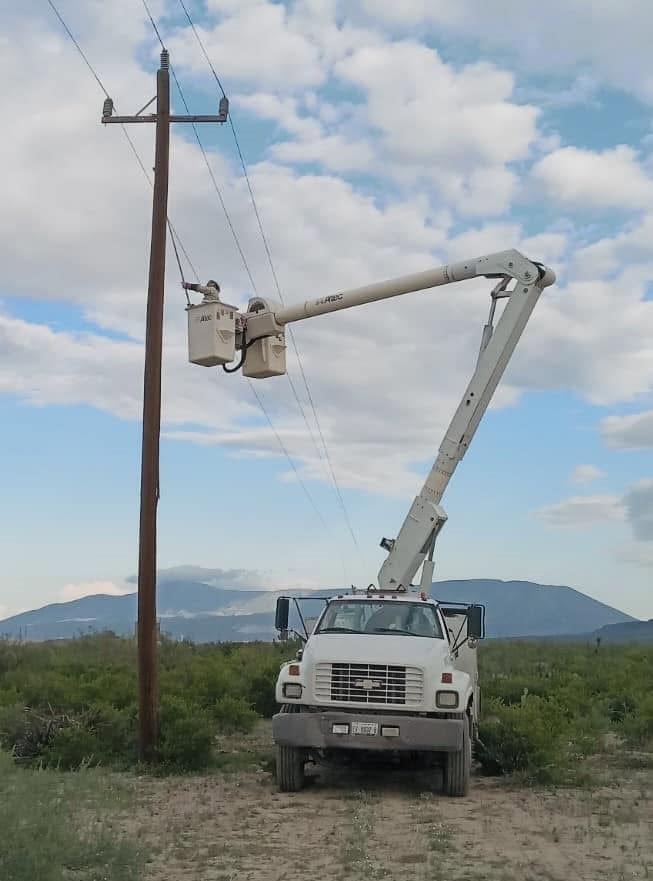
1,0 -> 652,619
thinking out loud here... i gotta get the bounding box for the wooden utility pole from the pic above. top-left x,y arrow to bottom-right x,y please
102,49 -> 228,761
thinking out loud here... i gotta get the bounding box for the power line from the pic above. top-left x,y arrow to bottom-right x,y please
46,0 -> 199,286
49,0 -> 350,579
140,0 -> 259,290
168,64 -> 260,292
139,5 -> 350,574
176,0 -> 361,557
247,380 -> 348,585
169,1 -> 327,473
140,0 -> 165,49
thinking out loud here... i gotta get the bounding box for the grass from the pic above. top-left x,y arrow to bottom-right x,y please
338,790 -> 390,880
0,751 -> 144,881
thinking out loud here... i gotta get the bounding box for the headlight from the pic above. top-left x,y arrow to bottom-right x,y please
283,683 -> 302,698
436,690 -> 459,709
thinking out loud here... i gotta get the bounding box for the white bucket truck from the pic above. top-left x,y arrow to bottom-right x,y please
186,249 -> 556,795
273,591 -> 484,795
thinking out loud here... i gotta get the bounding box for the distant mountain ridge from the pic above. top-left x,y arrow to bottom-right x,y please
0,573 -> 639,642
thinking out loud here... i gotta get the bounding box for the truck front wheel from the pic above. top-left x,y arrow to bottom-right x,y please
276,744 -> 306,792
443,714 -> 471,797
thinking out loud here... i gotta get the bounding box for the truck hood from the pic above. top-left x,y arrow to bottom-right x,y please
304,633 -> 451,668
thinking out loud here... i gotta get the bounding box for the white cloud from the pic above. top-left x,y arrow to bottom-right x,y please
272,133 -> 376,172
536,479 -> 653,549
623,479 -> 653,541
570,464 -> 603,484
331,43 -> 539,214
167,2 -> 324,90
135,566 -> 265,589
535,494 -> 626,528
601,410 -> 653,449
235,93 -> 322,140
617,542 -> 653,568
357,0 -> 653,104
512,269 -> 653,406
533,146 -> 653,211
1,0 -> 652,508
571,215 -> 653,279
232,36 -> 540,215
60,580 -> 132,602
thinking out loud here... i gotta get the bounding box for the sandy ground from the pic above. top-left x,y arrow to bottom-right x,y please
125,726 -> 653,881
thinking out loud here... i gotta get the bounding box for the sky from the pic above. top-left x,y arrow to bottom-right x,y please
0,0 -> 652,619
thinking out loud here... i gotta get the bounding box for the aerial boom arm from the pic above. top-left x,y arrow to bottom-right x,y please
187,247 -> 555,591
245,249 -> 546,337
377,260 -> 554,589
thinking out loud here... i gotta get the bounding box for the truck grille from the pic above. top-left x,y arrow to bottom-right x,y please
314,663 -> 424,706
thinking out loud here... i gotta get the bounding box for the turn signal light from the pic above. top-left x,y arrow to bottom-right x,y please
288,664 -> 300,676
441,672 -> 453,684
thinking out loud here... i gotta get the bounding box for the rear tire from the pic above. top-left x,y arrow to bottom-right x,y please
276,744 -> 305,792
444,714 -> 471,797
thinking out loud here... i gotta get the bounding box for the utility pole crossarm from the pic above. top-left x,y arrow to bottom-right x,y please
101,95 -> 229,126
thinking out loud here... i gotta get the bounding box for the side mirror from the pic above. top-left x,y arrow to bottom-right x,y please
275,597 -> 290,634
467,605 -> 485,640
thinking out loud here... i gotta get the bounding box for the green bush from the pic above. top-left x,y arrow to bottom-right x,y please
619,694 -> 653,744
2,633 -> 652,778
45,725 -> 101,769
212,695 -> 258,734
0,634 -> 293,770
158,697 -> 213,770
477,695 -> 570,781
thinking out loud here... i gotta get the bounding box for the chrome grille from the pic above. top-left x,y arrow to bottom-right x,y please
314,663 -> 424,706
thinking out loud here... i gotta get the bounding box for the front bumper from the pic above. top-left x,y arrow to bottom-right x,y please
273,710 -> 463,752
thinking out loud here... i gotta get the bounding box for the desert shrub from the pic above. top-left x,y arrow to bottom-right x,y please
618,694 -> 653,744
45,725 -> 101,769
245,666 -> 281,717
0,634 -> 293,770
158,697 -> 213,770
477,695 -> 571,782
0,703 -> 31,752
476,640 -> 653,781
2,633 -> 651,778
607,694 -> 638,722
211,695 -> 258,734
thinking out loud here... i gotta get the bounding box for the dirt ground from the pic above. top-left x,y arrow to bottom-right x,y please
126,724 -> 653,881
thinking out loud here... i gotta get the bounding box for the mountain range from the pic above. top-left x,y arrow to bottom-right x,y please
0,570 -> 647,642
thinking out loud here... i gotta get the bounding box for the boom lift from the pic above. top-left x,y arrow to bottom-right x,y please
187,249 -> 555,594
186,248 -> 555,794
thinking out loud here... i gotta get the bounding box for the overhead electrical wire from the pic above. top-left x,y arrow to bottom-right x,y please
175,0 -> 361,557
49,0 -> 354,579
141,0 -> 259,293
139,1 -> 350,571
45,0 -> 199,287
247,380 -> 349,585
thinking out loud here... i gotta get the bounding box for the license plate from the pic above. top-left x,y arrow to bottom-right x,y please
351,721 -> 378,736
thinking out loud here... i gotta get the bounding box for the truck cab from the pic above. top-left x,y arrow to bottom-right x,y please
273,589 -> 484,796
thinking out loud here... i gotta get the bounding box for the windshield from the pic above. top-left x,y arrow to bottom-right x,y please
316,600 -> 444,639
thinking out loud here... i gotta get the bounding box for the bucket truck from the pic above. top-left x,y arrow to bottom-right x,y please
186,249 -> 556,795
